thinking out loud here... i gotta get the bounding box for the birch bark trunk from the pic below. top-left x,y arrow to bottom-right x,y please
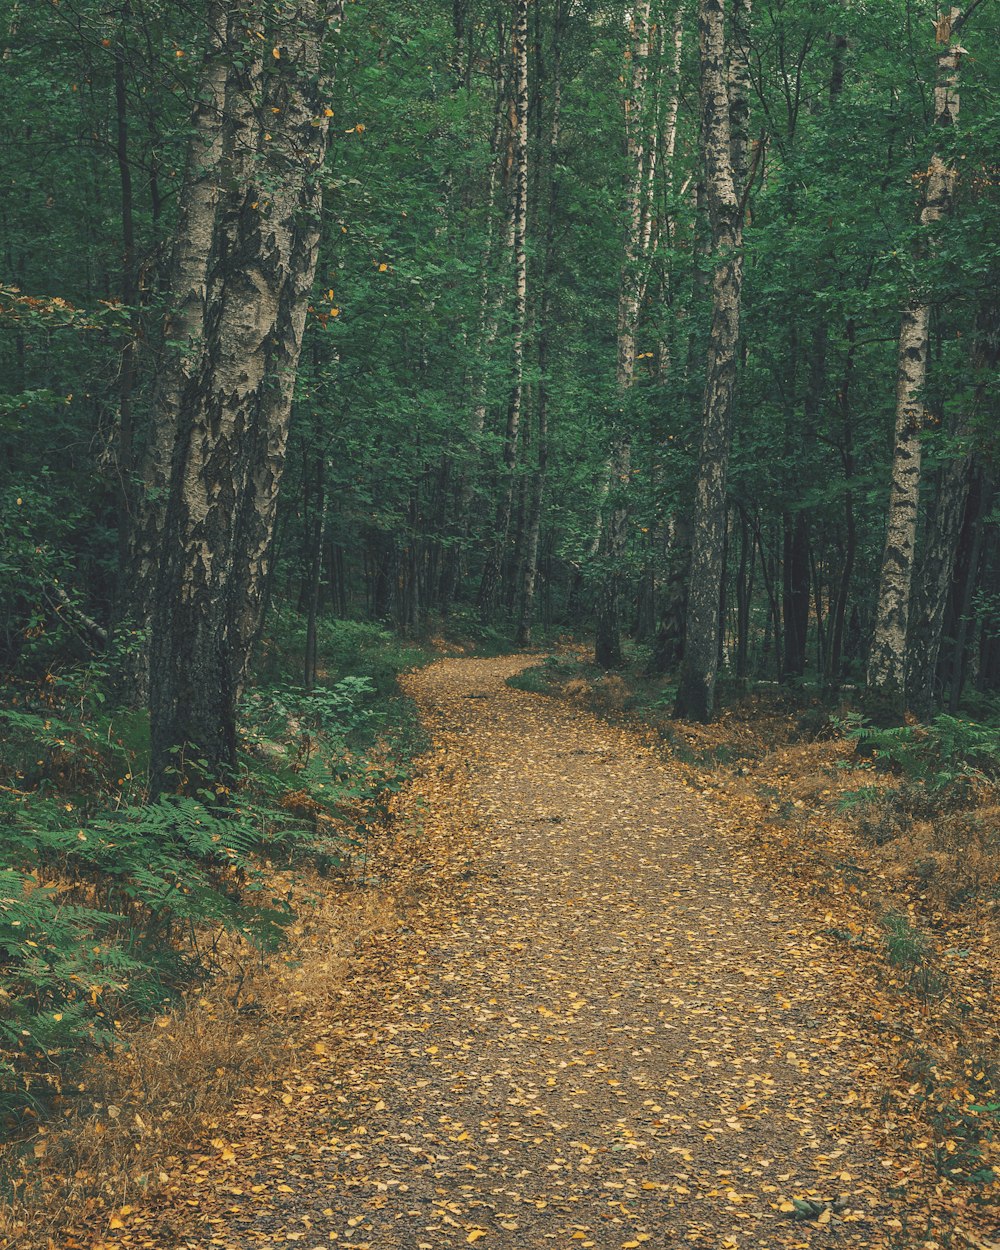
866,7 -> 962,717
674,0 -> 746,720
150,0 -> 344,791
121,2 -> 230,700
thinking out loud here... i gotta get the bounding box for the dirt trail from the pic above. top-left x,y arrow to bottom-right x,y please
159,655 -> 896,1249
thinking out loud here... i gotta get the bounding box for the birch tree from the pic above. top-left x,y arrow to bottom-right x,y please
674,0 -> 747,720
866,6 -> 963,717
121,3 -> 230,701
149,0 -> 344,791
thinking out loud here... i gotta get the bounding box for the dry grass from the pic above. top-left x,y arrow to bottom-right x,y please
563,673 -> 631,712
0,868 -> 394,1250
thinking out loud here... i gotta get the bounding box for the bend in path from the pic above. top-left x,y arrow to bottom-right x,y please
167,655 -> 893,1249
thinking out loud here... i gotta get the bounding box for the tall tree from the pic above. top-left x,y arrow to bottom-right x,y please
908,283 -> 1000,715
149,0 -> 345,791
478,0 -> 529,618
122,2 -> 231,701
866,6 -> 963,717
674,0 -> 748,720
515,0 -> 566,647
594,0 -> 655,668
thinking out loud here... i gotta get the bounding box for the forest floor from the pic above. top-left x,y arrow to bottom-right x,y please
55,653 -> 999,1250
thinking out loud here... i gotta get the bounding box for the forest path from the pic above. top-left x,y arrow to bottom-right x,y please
162,655 -> 894,1250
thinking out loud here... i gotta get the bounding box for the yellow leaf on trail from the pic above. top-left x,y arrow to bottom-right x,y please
467,1232 -> 487,1244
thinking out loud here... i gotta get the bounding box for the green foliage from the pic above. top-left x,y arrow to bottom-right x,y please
879,911 -> 948,1003
0,786 -> 297,1117
836,785 -> 884,813
505,655 -> 574,695
0,609 -> 428,1117
838,712 -> 1000,792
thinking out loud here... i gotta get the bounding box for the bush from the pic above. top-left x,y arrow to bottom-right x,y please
838,712 -> 1000,794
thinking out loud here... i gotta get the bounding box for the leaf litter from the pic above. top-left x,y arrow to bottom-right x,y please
67,656 -> 993,1249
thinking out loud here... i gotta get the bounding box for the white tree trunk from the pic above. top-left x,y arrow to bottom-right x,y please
867,7 -> 962,713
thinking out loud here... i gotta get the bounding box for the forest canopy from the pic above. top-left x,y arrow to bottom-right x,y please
1,0 -> 999,748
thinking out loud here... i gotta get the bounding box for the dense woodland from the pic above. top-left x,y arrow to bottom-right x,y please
1,0 -> 1000,1217
2,0 -> 998,747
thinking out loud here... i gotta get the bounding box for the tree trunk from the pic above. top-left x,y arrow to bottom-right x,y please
826,321 -> 858,682
907,287 -> 999,715
782,510 -> 810,677
478,0 -> 529,620
735,507 -> 754,681
652,512 -> 691,673
150,0 -> 344,792
949,470 -> 992,710
594,0 -> 653,667
866,8 -> 962,717
121,3 -> 230,701
303,455 -> 327,691
675,0 -> 746,720
515,0 -> 565,647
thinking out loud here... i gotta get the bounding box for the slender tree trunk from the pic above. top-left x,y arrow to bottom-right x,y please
303,455 -> 327,690
150,0 -> 344,792
478,0 -> 529,619
442,53 -> 511,612
827,321 -> 859,681
866,7 -> 962,717
907,288 -> 999,715
515,0 -> 564,647
782,510 -> 810,677
594,0 -> 653,667
113,2 -> 139,602
949,471 -> 992,710
735,507 -> 754,681
675,0 -> 746,720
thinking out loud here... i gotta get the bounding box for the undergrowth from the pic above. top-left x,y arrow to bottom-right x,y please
0,616 -> 428,1134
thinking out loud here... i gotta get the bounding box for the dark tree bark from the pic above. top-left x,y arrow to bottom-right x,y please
782,510 -> 810,677
907,288 -> 1000,715
478,0 -> 529,619
594,0 -> 655,667
515,0 -> 564,647
150,0 -> 345,792
120,2 -> 230,702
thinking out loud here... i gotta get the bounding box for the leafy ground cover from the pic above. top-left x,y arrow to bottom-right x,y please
0,618 -> 432,1244
509,651 -> 1000,1244
6,644 -> 999,1248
